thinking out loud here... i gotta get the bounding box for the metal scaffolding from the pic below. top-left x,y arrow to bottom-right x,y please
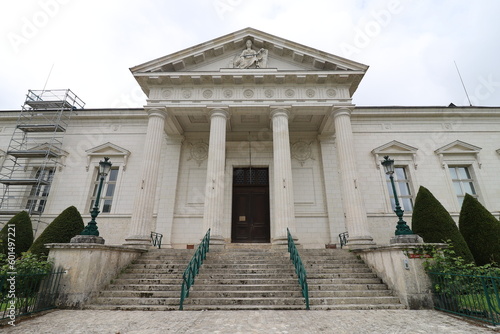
0,89 -> 85,234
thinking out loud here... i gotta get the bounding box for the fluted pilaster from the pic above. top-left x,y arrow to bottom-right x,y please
271,108 -> 296,244
125,108 -> 167,246
332,107 -> 375,247
203,109 -> 229,245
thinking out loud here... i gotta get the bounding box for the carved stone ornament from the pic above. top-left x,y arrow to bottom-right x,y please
291,141 -> 314,166
188,141 -> 209,166
232,39 -> 268,69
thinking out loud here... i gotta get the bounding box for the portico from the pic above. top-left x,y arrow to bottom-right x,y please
126,27 -> 374,248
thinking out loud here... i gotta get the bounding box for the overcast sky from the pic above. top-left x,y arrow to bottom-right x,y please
1,0 -> 499,110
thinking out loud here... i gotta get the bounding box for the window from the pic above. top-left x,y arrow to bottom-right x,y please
26,167 -> 54,214
449,166 -> 477,206
89,167 -> 119,213
386,166 -> 413,212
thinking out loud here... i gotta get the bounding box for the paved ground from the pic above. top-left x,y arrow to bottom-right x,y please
1,310 -> 499,334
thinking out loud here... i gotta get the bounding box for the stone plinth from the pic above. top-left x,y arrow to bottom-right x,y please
352,243 -> 447,309
46,243 -> 147,308
70,235 -> 105,244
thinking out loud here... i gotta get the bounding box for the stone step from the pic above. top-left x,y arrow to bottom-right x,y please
112,278 -> 183,285
308,290 -> 394,298
191,284 -> 300,292
181,304 -> 306,310
304,277 -> 384,284
309,296 -> 401,305
184,297 -> 305,306
187,291 -> 304,299
307,283 -> 388,291
115,273 -> 184,280
124,269 -> 186,274
107,284 -> 181,292
85,304 -> 180,311
195,278 -> 300,285
195,273 -> 297,279
92,297 -> 179,306
98,290 -> 181,298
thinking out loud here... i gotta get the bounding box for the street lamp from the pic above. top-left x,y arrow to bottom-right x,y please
80,157 -> 112,236
381,155 -> 414,236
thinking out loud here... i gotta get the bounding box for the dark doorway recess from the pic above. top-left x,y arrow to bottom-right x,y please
231,168 -> 270,243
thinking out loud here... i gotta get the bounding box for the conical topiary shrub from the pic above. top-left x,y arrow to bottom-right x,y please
459,193 -> 500,266
411,186 -> 475,264
28,206 -> 84,257
0,211 -> 33,257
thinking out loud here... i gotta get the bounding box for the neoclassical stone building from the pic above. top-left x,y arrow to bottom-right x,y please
1,28 -> 499,249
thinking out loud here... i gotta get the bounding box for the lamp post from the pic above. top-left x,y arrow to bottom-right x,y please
381,156 -> 414,236
80,157 -> 112,236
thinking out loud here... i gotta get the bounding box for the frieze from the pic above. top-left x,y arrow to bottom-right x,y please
150,87 -> 348,102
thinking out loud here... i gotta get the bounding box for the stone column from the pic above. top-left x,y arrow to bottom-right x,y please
155,135 -> 184,248
125,108 -> 167,246
271,108 -> 296,245
332,107 -> 375,247
203,109 -> 229,245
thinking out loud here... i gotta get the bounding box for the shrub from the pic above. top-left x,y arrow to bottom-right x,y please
411,186 -> 474,264
459,194 -> 500,266
28,206 -> 84,257
0,211 -> 33,257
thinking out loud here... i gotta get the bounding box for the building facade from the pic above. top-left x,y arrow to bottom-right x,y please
1,28 -> 499,249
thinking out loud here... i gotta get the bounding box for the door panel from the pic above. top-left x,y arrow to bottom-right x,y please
232,186 -> 270,243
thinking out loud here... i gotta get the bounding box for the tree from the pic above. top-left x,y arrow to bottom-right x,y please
411,186 -> 474,264
28,206 -> 84,257
0,211 -> 33,257
459,194 -> 500,266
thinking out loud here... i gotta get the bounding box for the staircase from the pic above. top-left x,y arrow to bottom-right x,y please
181,246 -> 305,310
87,246 -> 403,311
302,249 -> 403,309
86,249 -> 194,311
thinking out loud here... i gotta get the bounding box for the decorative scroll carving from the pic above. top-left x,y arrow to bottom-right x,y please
233,39 -> 268,69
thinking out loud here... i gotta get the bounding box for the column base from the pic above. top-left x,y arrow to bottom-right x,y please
124,235 -> 151,249
209,235 -> 226,249
70,235 -> 105,244
272,236 -> 290,249
344,235 -> 376,250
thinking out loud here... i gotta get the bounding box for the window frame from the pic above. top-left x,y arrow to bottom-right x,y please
88,165 -> 121,214
25,166 -> 55,214
447,165 -> 479,207
384,165 -> 415,213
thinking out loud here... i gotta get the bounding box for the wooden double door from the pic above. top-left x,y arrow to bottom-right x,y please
231,168 -> 270,243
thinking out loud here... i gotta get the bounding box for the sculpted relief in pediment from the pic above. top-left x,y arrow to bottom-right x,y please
232,39 -> 269,69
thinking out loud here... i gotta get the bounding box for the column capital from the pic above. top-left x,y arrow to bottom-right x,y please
330,106 -> 354,119
270,107 -> 291,119
208,108 -> 230,120
145,106 -> 168,119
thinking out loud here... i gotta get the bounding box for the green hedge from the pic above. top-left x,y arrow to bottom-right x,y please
28,206 -> 84,257
0,211 -> 33,257
411,186 -> 474,264
459,193 -> 500,266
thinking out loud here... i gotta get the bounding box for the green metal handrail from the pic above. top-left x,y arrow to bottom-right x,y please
179,228 -> 210,310
287,228 -> 310,310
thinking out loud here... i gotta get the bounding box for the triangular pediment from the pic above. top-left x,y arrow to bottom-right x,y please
132,27 -> 368,73
131,28 -> 368,96
372,140 -> 418,155
86,142 -> 131,156
371,141 -> 418,169
435,140 -> 482,155
86,142 -> 131,171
